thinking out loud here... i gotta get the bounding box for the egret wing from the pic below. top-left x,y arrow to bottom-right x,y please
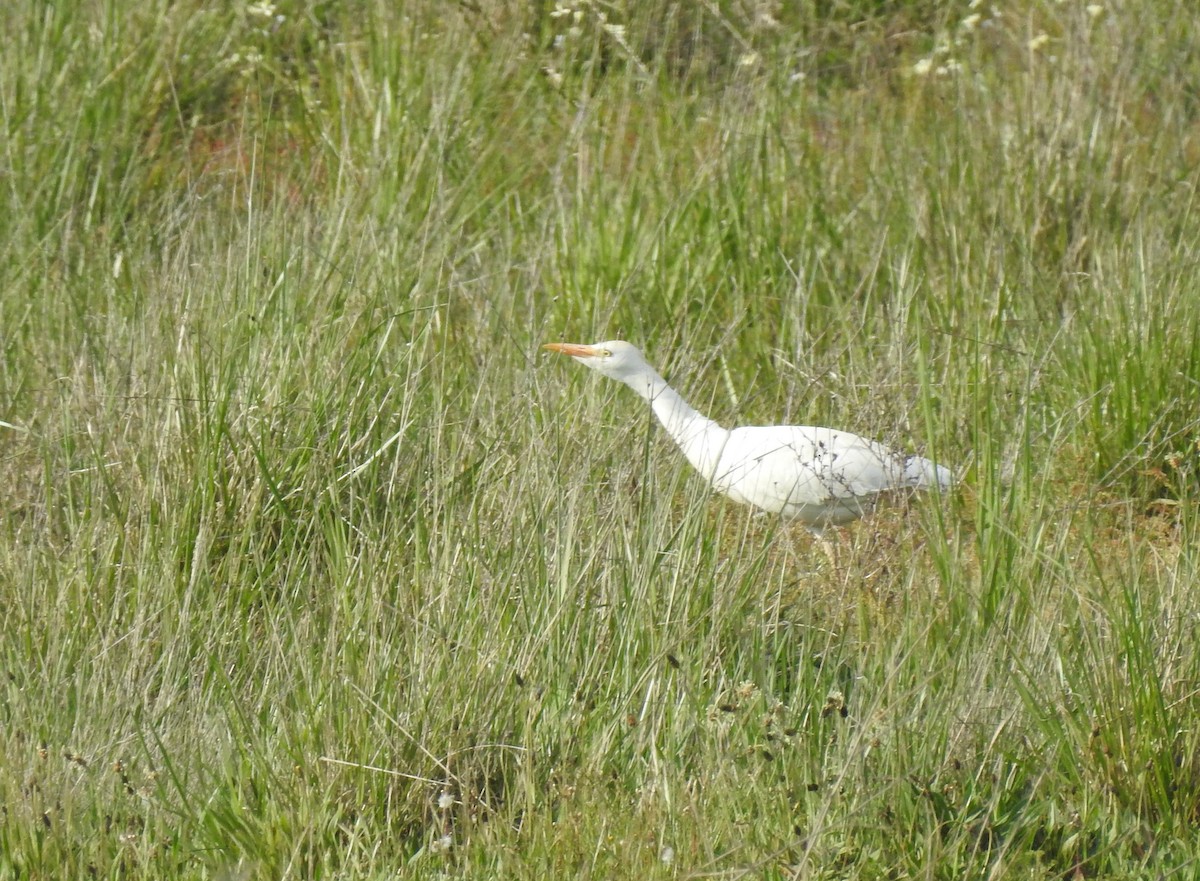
712,426 -> 911,517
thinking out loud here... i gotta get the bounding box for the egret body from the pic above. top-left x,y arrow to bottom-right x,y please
543,340 -> 951,531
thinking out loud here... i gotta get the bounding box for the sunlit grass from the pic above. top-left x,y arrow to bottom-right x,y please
2,0 -> 1199,878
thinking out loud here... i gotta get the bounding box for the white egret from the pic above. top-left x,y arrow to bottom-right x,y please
543,340 -> 951,532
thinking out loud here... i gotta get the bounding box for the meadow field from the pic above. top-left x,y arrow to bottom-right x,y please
3,0 -> 1200,877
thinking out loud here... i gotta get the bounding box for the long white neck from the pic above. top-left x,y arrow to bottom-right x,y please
620,367 -> 730,481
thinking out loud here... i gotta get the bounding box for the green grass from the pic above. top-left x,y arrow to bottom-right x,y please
3,0 -> 1200,877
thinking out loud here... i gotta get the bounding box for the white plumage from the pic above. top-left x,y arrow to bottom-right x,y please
544,340 -> 951,531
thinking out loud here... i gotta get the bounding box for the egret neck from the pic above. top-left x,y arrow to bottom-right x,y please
625,365 -> 730,483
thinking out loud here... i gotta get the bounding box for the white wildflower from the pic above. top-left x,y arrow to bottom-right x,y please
912,57 -> 934,76
603,23 -> 627,42
239,48 -> 263,74
247,2 -> 275,17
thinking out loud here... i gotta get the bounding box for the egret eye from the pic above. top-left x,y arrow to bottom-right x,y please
601,349 -> 613,357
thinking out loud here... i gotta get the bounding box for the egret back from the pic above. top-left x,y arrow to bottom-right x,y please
709,425 -> 934,526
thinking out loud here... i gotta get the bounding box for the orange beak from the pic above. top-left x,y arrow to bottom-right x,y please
543,343 -> 599,358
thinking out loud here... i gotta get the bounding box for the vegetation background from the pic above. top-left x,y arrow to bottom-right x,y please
2,0 -> 1199,877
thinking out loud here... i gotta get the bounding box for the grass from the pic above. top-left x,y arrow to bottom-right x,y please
2,0 -> 1200,877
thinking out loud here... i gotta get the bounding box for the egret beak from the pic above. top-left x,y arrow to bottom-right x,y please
543,343 -> 599,358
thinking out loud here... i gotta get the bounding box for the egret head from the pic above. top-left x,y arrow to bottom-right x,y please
542,340 -> 651,383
